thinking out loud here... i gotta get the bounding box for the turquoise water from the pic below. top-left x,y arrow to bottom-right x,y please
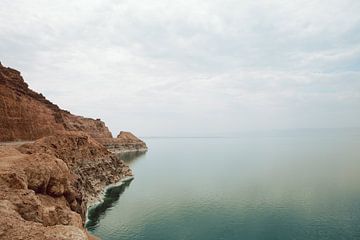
87,131 -> 360,240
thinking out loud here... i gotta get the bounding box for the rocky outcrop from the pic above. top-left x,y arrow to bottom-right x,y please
0,62 -> 148,153
0,132 -> 132,240
97,131 -> 147,154
0,144 -> 85,239
18,132 -> 133,211
0,63 -> 147,239
0,62 -> 112,142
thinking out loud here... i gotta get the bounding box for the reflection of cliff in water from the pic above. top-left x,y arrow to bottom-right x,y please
116,150 -> 147,164
86,180 -> 133,230
86,151 -> 146,230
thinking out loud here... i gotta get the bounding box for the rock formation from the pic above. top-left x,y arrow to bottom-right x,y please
97,131 -> 147,154
0,63 -> 147,240
0,62 -> 112,142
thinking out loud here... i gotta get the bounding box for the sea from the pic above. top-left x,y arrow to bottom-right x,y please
86,129 -> 360,240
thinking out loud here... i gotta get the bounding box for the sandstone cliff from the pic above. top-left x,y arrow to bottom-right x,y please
0,63 -> 147,239
97,131 -> 147,154
0,62 -> 112,142
0,132 -> 132,239
0,62 -> 147,152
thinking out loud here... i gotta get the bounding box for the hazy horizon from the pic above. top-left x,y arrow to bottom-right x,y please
1,0 -> 359,136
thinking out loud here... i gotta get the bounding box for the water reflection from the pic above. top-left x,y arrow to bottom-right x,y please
87,135 -> 360,240
86,151 -> 146,230
86,180 -> 133,230
115,150 -> 147,164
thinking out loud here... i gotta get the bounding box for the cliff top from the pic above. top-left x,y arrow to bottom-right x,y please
0,62 -> 112,141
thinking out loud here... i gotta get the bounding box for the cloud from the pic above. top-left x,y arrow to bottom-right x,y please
1,0 -> 359,136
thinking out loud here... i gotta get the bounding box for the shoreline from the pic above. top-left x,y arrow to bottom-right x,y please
0,63 -> 148,239
85,175 -> 135,224
84,149 -> 147,228
108,147 -> 148,154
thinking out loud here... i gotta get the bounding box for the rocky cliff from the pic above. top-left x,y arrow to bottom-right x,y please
97,131 -> 147,154
0,63 -> 147,240
0,62 -> 112,142
0,132 -> 132,239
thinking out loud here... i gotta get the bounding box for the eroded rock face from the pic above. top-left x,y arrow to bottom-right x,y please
0,144 -> 85,239
0,133 -> 132,240
0,63 -> 112,142
0,63 -> 145,239
18,132 -> 133,213
97,131 -> 147,154
0,199 -> 88,240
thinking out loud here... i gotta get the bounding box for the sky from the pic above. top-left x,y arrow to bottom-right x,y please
1,0 -> 360,137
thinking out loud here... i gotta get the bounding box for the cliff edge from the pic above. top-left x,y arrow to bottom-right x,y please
0,62 -> 146,152
0,63 -> 147,240
97,131 -> 147,154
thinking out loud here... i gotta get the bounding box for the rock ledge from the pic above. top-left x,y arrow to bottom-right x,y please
0,63 -> 147,239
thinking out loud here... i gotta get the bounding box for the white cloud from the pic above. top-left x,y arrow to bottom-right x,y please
0,0 -> 359,136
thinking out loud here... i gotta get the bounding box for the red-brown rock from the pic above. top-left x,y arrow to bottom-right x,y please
0,63 -> 146,239
0,132 -> 133,240
97,131 -> 147,154
0,62 -> 112,142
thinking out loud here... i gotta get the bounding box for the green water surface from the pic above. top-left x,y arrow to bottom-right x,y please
87,131 -> 360,240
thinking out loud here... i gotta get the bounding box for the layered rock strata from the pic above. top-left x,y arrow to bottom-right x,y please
0,132 -> 133,240
0,63 -> 147,239
97,131 -> 147,154
0,62 -> 112,142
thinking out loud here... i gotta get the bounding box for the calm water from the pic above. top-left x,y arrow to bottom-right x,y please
87,131 -> 360,240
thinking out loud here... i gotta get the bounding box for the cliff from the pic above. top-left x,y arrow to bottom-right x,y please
0,133 -> 132,239
0,62 -> 112,142
0,62 -> 146,152
97,131 -> 147,154
0,63 -> 147,240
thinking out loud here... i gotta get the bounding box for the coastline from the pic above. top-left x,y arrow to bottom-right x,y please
0,63 -> 148,240
85,148 -> 147,211
85,176 -> 135,223
0,135 -> 147,240
85,148 -> 147,236
108,147 -> 149,154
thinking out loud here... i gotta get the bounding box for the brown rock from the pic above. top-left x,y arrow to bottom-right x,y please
97,131 -> 147,154
0,63 -> 147,239
0,63 -> 112,142
0,132 -> 134,239
18,132 -> 133,210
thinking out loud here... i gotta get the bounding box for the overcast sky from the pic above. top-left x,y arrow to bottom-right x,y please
1,0 -> 359,136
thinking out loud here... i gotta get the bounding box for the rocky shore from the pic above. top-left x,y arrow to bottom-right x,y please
0,63 -> 147,240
